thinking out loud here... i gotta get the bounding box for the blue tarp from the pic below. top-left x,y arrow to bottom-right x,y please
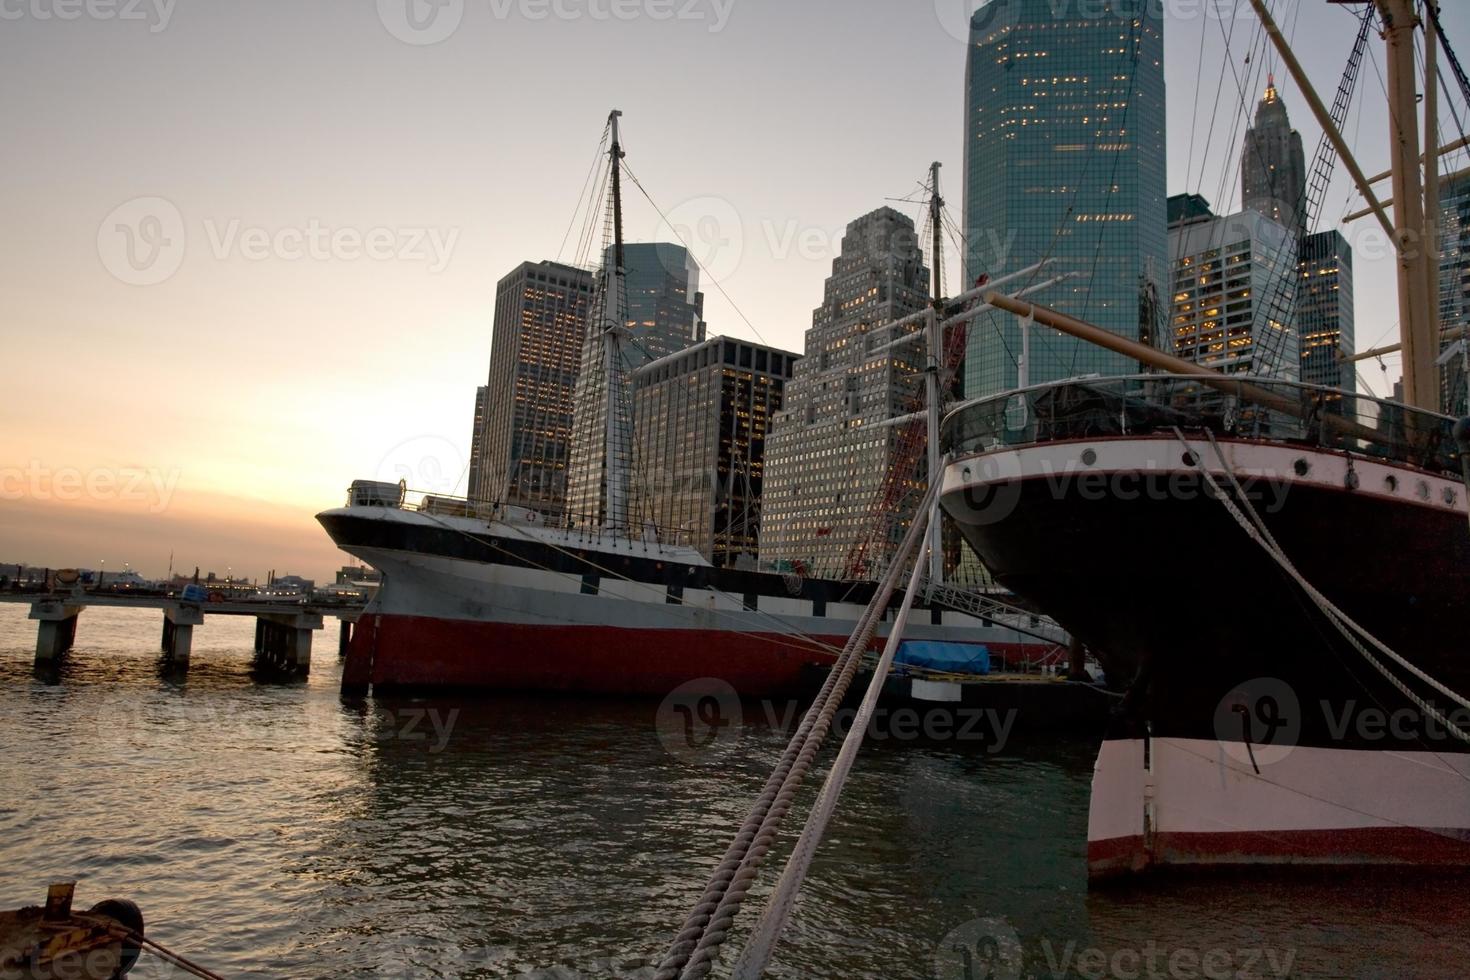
895,641 -> 990,675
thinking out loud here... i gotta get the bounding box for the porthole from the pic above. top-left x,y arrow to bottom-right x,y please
1081,448 -> 1098,466
1418,480 -> 1432,501
1181,451 -> 1198,467
1293,458 -> 1310,477
1384,475 -> 1399,492
1444,486 -> 1457,506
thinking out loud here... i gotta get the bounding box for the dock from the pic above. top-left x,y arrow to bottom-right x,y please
0,590 -> 364,678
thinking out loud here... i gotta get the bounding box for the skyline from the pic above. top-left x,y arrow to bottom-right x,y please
4,0 -> 1470,578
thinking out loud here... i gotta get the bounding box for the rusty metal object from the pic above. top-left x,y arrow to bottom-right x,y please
0,882 -> 140,980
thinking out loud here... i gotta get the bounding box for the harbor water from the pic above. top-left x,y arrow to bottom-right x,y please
1,604 -> 1466,978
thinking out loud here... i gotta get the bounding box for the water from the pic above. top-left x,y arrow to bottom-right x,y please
1,604 -> 1466,978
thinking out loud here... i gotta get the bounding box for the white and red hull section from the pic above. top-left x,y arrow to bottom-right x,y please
1088,738 -> 1470,876
319,507 -> 1050,697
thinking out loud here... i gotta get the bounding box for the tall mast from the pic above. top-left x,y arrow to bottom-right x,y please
1379,0 -> 1438,410
603,110 -> 631,533
1248,0 -> 1439,410
924,161 -> 944,584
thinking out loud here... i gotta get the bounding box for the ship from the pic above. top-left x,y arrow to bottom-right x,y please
939,0 -> 1470,877
319,115 -> 1054,697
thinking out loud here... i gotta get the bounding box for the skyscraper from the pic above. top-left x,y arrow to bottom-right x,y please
1240,83 -> 1353,393
1242,77 -> 1308,239
566,242 -> 707,525
962,0 -> 1167,398
759,207 -> 930,579
1438,170 -> 1470,414
474,260 -> 593,515
1167,204 -> 1298,377
620,242 -> 708,363
630,336 -> 798,567
1299,230 -> 1356,391
467,385 -> 489,499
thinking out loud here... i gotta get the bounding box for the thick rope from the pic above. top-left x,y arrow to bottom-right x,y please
657,480 -> 941,980
106,927 -> 226,980
1181,429 -> 1470,743
728,501 -> 940,980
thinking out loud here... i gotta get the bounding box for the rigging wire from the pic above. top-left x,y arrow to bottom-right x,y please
620,160 -> 776,352
556,122 -> 612,265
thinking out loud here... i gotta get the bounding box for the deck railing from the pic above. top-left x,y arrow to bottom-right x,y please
345,483 -> 701,550
942,374 -> 1462,476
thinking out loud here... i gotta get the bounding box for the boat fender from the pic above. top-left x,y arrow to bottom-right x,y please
88,898 -> 144,977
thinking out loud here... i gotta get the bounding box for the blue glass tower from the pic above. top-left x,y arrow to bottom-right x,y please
962,0 -> 1167,398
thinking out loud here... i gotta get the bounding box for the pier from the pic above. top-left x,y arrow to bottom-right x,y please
2,591 -> 362,678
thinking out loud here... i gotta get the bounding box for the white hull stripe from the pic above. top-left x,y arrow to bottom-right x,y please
945,437 -> 1467,515
347,545 -> 1046,646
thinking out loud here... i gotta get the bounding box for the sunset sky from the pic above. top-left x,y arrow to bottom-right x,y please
3,0 -> 1468,580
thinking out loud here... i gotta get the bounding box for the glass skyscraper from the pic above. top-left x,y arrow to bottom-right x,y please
962,0 -> 1167,398
565,242 -> 707,526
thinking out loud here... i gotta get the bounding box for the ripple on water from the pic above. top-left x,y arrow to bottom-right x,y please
3,605 -> 1469,977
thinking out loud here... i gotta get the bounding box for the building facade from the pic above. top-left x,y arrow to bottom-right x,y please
962,0 -> 1168,397
466,385 -> 489,499
630,336 -> 798,567
474,260 -> 593,515
759,207 -> 931,579
1168,207 -> 1298,377
1298,229 -> 1355,391
566,243 -> 707,526
1242,77 -> 1308,239
1439,170 -> 1470,414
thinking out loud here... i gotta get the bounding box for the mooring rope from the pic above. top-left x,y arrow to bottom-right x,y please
1178,428 -> 1470,744
728,501 -> 939,980
106,927 -> 226,980
655,480 -> 941,980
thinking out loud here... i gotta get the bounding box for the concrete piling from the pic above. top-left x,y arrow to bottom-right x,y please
10,593 -> 350,682
162,604 -> 204,670
254,611 -> 324,676
29,601 -> 82,666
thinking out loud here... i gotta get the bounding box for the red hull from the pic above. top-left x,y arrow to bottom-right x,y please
1089,828 -> 1470,879
344,613 -> 1044,697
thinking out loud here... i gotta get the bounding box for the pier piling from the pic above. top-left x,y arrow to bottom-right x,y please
338,619 -> 353,658
254,611 -> 324,676
29,601 -> 82,666
162,604 -> 204,670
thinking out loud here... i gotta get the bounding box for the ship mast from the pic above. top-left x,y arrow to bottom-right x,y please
1379,0 -> 1438,410
1248,0 -> 1439,410
924,161 -> 945,584
602,109 -> 631,533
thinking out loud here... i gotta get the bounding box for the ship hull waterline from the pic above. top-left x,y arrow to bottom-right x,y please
319,508 -> 1053,698
940,434 -> 1470,878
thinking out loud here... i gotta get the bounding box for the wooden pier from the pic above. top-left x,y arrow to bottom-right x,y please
1,591 -> 362,678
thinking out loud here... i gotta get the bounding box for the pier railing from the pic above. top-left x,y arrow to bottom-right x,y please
942,374 -> 1463,477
